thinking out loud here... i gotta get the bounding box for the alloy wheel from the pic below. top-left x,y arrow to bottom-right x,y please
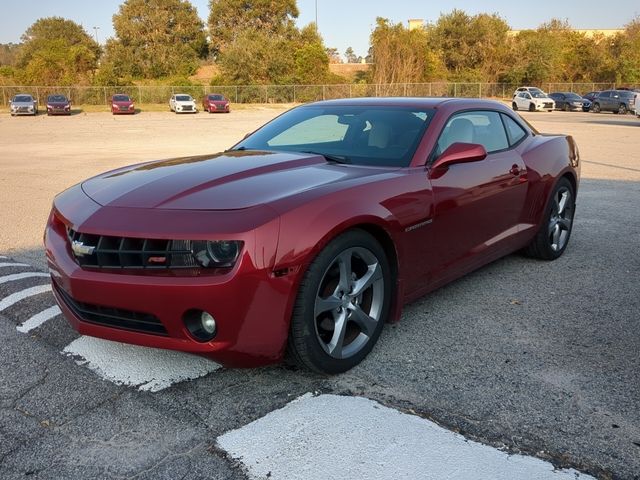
548,187 -> 574,252
313,247 -> 384,360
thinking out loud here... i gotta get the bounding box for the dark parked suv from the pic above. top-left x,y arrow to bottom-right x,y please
591,90 -> 637,114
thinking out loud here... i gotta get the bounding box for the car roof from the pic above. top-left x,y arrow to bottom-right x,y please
306,97 -> 508,111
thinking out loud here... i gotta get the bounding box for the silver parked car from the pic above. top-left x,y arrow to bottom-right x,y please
9,94 -> 38,116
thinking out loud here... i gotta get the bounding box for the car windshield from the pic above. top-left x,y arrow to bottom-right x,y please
234,105 -> 435,168
113,95 -> 130,102
13,95 -> 32,102
209,95 -> 224,100
176,95 -> 192,101
48,95 -> 67,102
531,91 -> 547,98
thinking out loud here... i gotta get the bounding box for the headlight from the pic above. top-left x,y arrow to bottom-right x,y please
47,104 -> 53,109
193,240 -> 242,268
112,104 -> 117,108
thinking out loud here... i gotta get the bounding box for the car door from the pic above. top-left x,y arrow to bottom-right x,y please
598,91 -> 611,110
427,110 -> 529,285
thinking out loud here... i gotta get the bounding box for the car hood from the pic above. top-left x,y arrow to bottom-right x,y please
81,150 -> 387,211
48,102 -> 69,106
175,100 -> 195,105
11,101 -> 35,106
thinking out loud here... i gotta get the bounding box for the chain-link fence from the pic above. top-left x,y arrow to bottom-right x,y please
1,82 -> 635,106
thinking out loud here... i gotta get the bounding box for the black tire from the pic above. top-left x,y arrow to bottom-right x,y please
512,102 -> 518,111
288,229 -> 391,374
592,103 -> 601,113
529,103 -> 536,112
618,104 -> 627,115
524,177 -> 575,260
563,103 -> 570,112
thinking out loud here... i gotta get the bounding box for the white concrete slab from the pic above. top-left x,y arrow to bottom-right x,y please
62,336 -> 220,392
0,272 -> 49,285
218,394 -> 595,480
0,284 -> 52,312
17,305 -> 62,333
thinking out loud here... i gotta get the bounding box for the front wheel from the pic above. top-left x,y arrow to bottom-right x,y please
288,230 -> 391,374
529,103 -> 536,112
524,178 -> 575,260
592,103 -> 601,113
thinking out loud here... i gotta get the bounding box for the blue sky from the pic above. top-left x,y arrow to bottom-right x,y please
1,0 -> 638,58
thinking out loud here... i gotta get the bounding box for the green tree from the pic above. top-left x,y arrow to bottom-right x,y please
370,18 -> 445,84
345,47 -> 358,63
0,43 -> 20,66
101,0 -> 207,81
426,10 -> 510,81
611,17 -> 640,83
208,0 -> 298,56
15,18 -> 100,85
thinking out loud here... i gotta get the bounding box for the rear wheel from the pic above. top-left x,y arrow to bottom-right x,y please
288,230 -> 391,374
524,178 -> 575,260
512,102 -> 518,111
618,104 -> 627,115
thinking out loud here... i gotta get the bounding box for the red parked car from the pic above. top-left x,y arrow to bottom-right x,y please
46,94 -> 72,115
110,94 -> 135,115
45,98 -> 580,373
202,93 -> 230,113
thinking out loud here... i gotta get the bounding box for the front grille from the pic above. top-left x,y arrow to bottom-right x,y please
18,106 -> 30,112
182,105 -> 193,111
54,281 -> 168,336
67,228 -> 197,270
544,102 -> 553,108
216,104 -> 225,110
119,106 -> 129,111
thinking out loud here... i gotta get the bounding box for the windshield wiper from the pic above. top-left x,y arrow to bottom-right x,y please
301,150 -> 350,164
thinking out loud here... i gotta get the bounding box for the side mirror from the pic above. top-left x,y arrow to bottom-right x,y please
431,143 -> 487,172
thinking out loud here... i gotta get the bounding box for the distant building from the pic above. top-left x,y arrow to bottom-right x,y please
508,29 -> 623,37
408,19 -> 424,31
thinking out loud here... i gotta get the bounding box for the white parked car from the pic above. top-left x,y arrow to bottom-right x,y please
169,94 -> 198,114
512,90 -> 555,112
9,93 -> 38,116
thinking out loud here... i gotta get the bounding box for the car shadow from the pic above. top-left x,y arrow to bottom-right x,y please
585,119 -> 639,127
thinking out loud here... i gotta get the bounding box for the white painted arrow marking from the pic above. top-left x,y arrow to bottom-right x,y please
0,284 -> 52,312
0,272 -> 49,285
0,262 -> 31,269
218,394 -> 595,480
63,336 -> 220,392
17,305 -> 62,333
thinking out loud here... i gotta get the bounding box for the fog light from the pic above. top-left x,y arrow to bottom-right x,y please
184,309 -> 217,342
201,312 -> 216,334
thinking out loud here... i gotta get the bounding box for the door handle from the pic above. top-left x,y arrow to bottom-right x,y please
509,165 -> 520,176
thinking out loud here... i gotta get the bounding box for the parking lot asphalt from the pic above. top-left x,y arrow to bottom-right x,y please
0,108 -> 638,479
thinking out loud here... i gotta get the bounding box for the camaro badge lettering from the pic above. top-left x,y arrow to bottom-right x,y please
71,241 -> 96,257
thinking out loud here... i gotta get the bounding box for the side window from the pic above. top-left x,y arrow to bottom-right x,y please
501,114 -> 527,146
599,91 -> 610,98
436,111 -> 509,156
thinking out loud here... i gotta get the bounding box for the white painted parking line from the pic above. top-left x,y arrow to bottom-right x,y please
218,394 -> 594,480
0,262 -> 31,269
0,284 -> 52,312
0,272 -> 49,285
17,305 -> 62,333
63,336 -> 220,392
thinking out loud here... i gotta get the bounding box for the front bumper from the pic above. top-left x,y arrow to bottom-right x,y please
11,106 -> 36,115
534,102 -> 555,111
175,104 -> 197,113
45,196 -> 294,368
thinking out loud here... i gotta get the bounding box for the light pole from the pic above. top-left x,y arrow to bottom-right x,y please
93,26 -> 100,44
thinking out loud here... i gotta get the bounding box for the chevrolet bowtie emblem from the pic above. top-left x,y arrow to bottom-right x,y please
71,240 -> 96,257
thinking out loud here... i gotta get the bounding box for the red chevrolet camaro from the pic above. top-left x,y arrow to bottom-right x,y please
45,98 -> 580,373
